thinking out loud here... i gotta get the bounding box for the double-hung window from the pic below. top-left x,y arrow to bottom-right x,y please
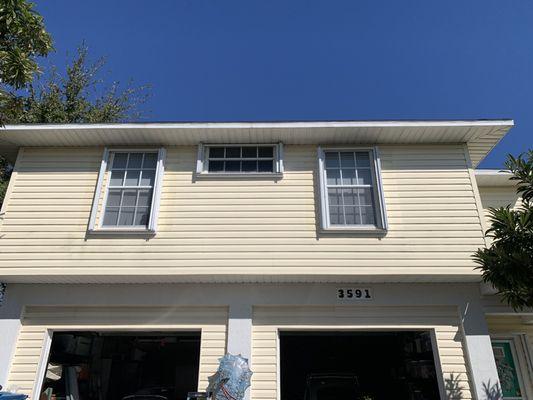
318,147 -> 387,231
196,144 -> 283,175
88,148 -> 166,233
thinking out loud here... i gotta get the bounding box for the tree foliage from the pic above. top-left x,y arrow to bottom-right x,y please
0,0 -> 53,123
0,0 -> 52,88
474,150 -> 533,310
3,45 -> 149,123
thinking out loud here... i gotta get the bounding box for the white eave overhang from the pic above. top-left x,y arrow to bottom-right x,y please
0,119 -> 514,166
475,169 -> 515,186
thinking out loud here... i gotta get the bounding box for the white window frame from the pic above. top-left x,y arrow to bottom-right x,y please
196,143 -> 284,177
318,146 -> 387,232
88,147 -> 166,233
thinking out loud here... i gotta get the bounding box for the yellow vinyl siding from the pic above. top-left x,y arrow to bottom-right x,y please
478,186 -> 521,220
251,305 -> 474,400
0,144 -> 485,280
5,306 -> 227,398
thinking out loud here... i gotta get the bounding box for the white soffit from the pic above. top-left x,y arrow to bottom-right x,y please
475,169 -> 515,186
0,119 -> 513,166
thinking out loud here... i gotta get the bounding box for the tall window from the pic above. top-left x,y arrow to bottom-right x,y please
102,151 -> 159,228
319,148 -> 386,230
196,144 -> 283,175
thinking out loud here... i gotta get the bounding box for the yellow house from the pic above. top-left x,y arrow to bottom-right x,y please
0,120 -> 531,400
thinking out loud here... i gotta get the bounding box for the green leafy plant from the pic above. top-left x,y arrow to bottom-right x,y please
474,150 -> 533,310
0,0 -> 53,121
3,44 -> 149,124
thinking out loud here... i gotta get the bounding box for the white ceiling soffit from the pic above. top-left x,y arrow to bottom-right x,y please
0,120 -> 514,166
475,169 -> 515,186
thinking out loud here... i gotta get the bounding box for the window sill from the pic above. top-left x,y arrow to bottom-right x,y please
87,228 -> 156,237
319,227 -> 388,236
195,172 -> 283,180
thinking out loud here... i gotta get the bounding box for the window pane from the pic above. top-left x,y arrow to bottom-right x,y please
344,206 -> 358,225
226,147 -> 241,158
118,208 -> 135,226
360,206 -> 376,225
329,206 -> 343,225
325,152 -> 339,168
143,153 -> 158,169
258,146 -> 274,158
357,169 -> 372,185
140,170 -> 155,186
208,161 -> 224,172
102,208 -> 119,226
134,207 -> 150,226
326,169 -> 341,185
209,147 -> 225,158
340,152 -> 355,168
225,161 -> 240,172
358,188 -> 374,206
137,190 -> 152,207
109,170 -> 125,186
107,190 -> 122,207
341,169 -> 356,185
122,191 -> 137,207
356,152 -> 370,167
242,160 -> 257,172
112,153 -> 128,169
341,189 -> 357,206
258,160 -> 273,172
242,147 -> 257,158
328,188 -> 341,206
128,153 -> 143,169
124,170 -> 140,186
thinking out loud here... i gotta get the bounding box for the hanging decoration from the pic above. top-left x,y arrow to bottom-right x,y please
207,354 -> 253,400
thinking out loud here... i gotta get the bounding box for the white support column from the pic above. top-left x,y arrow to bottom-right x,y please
227,302 -> 253,400
460,301 -> 502,400
0,284 -> 23,387
227,302 -> 252,359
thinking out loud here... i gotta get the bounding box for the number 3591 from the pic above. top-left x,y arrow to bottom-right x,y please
337,288 -> 373,300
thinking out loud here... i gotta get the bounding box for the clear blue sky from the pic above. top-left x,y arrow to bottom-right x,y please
36,0 -> 532,168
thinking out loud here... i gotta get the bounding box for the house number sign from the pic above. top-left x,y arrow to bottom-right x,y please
336,288 -> 373,300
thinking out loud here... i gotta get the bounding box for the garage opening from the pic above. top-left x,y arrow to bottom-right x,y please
280,331 -> 440,400
39,331 -> 201,400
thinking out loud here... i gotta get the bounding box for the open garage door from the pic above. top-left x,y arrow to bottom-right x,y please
280,331 -> 440,400
38,331 -> 201,400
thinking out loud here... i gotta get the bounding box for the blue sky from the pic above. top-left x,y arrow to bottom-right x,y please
36,0 -> 532,167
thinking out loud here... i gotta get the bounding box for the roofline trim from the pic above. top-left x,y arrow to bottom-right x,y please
0,119 -> 515,131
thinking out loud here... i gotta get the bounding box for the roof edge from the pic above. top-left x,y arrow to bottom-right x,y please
0,119 -> 515,131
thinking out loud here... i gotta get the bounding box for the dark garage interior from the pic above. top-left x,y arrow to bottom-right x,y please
39,331 -> 201,400
280,331 -> 441,400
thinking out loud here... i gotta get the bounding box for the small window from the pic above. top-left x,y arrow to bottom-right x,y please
318,147 -> 386,231
197,144 -> 283,175
88,148 -> 165,233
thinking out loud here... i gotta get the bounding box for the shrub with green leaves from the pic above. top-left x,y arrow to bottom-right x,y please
474,150 -> 533,310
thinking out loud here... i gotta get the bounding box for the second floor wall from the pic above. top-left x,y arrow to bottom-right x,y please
0,144 -> 487,282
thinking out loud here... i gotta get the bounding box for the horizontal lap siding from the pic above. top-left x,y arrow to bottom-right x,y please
6,306 -> 227,398
252,306 -> 473,400
0,145 -> 484,278
478,186 -> 521,220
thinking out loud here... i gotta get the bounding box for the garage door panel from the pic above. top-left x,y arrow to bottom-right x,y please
6,306 -> 228,398
252,305 -> 473,400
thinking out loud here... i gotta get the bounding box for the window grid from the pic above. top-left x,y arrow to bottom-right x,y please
206,145 -> 276,173
103,152 -> 157,228
324,150 -> 377,227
